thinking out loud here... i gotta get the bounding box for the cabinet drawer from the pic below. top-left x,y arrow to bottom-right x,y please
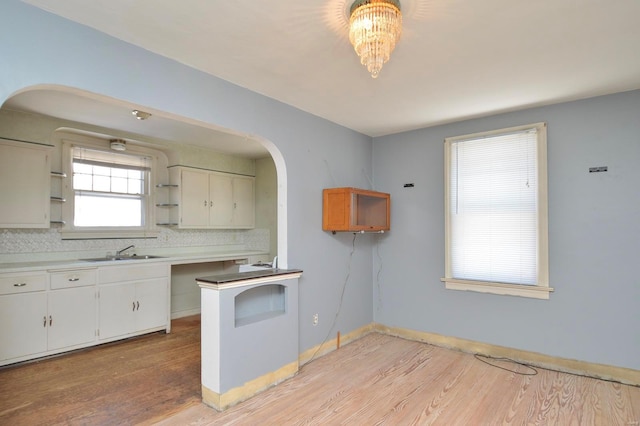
50,269 -> 97,290
0,273 -> 47,295
98,263 -> 169,284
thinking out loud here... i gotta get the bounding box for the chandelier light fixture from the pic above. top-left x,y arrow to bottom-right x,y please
348,0 -> 402,78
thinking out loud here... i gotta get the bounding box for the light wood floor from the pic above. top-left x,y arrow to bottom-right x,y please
1,316 -> 638,425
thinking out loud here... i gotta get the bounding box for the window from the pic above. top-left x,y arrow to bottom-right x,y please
72,147 -> 149,227
60,136 -> 160,239
442,123 -> 551,299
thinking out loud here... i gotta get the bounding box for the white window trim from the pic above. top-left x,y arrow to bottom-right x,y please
58,132 -> 161,240
441,122 -> 551,299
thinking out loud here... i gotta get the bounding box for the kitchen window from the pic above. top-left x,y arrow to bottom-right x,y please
60,138 -> 160,239
442,123 -> 551,299
72,147 -> 149,227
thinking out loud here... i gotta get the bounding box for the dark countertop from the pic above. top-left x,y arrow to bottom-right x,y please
196,268 -> 303,284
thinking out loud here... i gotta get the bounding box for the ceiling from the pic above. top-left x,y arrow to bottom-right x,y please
5,89 -> 270,158
6,0 -> 640,153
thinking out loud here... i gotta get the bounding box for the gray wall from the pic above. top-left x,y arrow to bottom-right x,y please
372,90 -> 640,371
255,156 -> 278,259
0,0 -> 374,354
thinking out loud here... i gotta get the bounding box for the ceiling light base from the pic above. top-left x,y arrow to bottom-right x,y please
110,139 -> 127,151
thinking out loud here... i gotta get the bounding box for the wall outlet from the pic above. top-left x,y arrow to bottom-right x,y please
312,313 -> 319,326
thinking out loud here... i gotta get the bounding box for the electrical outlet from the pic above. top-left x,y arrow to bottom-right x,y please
313,313 -> 319,326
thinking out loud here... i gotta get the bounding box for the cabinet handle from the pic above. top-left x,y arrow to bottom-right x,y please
43,316 -> 47,327
204,200 -> 207,206
133,301 -> 136,311
49,315 -> 52,326
14,282 -> 27,287
209,201 -> 213,207
68,277 -> 80,282
136,301 -> 140,311
234,202 -> 237,209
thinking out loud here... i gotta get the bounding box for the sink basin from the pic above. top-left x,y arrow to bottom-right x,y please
81,255 -> 165,262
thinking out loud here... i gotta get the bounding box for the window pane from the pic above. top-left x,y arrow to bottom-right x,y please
128,169 -> 142,179
111,177 -> 128,193
111,168 -> 128,178
93,165 -> 111,177
73,173 -> 92,191
74,194 -> 142,227
73,163 -> 93,174
128,178 -> 143,195
93,175 -> 111,192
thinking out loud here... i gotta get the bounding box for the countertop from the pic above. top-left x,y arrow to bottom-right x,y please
0,249 -> 269,274
196,268 -> 303,284
197,268 -> 303,290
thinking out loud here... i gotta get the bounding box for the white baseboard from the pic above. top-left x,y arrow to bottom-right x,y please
171,308 -> 201,320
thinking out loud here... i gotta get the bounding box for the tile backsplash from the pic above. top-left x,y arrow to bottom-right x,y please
0,227 -> 270,255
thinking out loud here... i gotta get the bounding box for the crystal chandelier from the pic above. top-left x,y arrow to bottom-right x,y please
348,0 -> 402,78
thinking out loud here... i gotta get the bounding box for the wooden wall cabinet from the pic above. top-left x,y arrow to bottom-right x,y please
322,187 -> 390,233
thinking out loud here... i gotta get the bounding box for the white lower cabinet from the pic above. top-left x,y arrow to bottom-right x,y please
0,292 -> 48,361
0,262 -> 169,367
98,279 -> 168,340
98,263 -> 169,341
48,286 -> 97,350
0,270 -> 96,365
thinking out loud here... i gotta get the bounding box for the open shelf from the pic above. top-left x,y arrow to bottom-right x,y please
234,284 -> 286,327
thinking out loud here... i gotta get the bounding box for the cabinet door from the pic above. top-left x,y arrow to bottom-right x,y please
232,176 -> 255,228
98,283 -> 136,340
0,140 -> 51,228
209,173 -> 233,227
0,292 -> 47,361
180,168 -> 210,228
48,287 -> 96,350
135,279 -> 169,332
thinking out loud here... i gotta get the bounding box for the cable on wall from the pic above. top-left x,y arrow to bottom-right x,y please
304,232 -> 358,366
375,237 -> 383,312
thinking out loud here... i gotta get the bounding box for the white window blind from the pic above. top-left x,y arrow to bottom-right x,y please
447,126 -> 541,286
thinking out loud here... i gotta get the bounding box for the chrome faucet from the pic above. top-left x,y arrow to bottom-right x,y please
116,245 -> 135,257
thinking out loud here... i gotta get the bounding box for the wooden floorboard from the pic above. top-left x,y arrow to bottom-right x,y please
1,315 -> 638,425
0,316 -> 201,426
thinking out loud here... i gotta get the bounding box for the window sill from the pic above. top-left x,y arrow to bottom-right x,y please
60,229 -> 160,240
441,278 -> 553,300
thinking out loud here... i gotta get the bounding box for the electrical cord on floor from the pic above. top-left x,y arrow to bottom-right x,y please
475,354 -> 640,388
474,353 -> 538,376
304,232 -> 357,367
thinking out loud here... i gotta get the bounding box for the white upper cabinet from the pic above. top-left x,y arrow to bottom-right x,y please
0,139 -> 51,228
230,175 -> 255,228
171,167 -> 254,229
179,168 -> 210,228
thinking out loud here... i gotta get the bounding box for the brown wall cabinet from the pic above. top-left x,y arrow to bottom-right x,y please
322,187 -> 390,233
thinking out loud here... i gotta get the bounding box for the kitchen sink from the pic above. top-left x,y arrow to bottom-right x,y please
81,254 -> 165,262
